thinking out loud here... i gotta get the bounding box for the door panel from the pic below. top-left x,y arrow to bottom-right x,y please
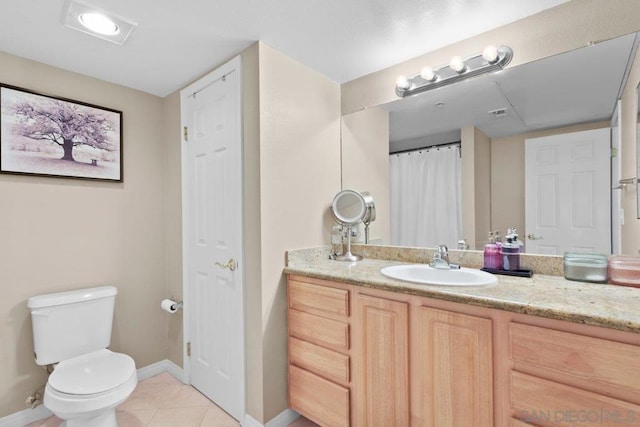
414,306 -> 493,427
183,60 -> 243,421
525,128 -> 611,254
353,293 -> 409,427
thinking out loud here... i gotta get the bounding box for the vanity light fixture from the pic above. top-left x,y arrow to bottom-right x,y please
449,56 -> 467,73
63,0 -> 137,45
396,45 -> 513,98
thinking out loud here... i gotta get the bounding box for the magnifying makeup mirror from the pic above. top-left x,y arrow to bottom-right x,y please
331,189 -> 366,262
361,191 -> 376,244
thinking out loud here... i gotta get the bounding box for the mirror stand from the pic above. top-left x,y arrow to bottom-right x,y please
331,189 -> 368,262
335,224 -> 362,262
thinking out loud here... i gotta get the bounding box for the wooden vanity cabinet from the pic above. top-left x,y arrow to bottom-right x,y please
288,274 -> 640,427
352,293 -> 409,427
288,275 -> 494,426
412,305 -> 493,426
287,276 -> 351,427
508,321 -> 640,427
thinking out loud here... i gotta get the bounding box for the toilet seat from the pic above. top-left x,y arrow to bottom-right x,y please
44,349 -> 137,419
49,349 -> 136,395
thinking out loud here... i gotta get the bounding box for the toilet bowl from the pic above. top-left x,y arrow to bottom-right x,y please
28,286 -> 137,427
44,349 -> 137,427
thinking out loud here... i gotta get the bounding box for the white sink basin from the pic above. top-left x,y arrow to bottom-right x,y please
380,264 -> 497,286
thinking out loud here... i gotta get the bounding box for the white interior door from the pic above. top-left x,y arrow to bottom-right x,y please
525,128 -> 611,255
181,57 -> 244,421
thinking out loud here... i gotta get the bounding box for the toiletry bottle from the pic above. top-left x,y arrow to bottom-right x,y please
494,230 -> 502,247
493,230 -> 503,269
483,232 -> 501,269
331,225 -> 344,256
512,228 -> 524,252
501,235 -> 520,271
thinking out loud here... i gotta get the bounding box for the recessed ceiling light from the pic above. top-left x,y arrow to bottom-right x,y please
63,0 -> 137,45
78,12 -> 119,36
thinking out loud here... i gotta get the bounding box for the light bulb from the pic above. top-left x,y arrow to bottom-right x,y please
420,67 -> 436,82
396,75 -> 410,91
482,45 -> 499,63
78,13 -> 119,35
449,56 -> 466,73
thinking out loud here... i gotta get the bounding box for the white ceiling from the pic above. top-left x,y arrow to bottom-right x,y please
387,32 -> 639,151
0,0 -> 566,97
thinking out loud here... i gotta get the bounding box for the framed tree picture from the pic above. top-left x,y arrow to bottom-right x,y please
0,83 -> 123,182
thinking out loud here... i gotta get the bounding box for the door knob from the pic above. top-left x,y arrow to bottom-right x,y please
527,233 -> 543,240
215,258 -> 237,271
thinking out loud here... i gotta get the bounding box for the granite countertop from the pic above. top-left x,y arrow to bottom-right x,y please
284,247 -> 640,333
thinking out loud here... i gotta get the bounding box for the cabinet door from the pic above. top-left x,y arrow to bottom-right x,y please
353,293 -> 409,427
413,306 -> 493,426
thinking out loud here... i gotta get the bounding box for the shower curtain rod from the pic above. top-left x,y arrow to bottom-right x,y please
390,141 -> 461,156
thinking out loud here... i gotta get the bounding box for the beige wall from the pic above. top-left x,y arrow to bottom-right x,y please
341,107 -> 390,244
620,38 -> 640,254
240,42 -> 265,421
461,126 -> 491,249
257,42 -> 341,421
0,52 -> 168,416
162,91 -> 184,367
341,0 -> 640,114
491,120 -> 610,246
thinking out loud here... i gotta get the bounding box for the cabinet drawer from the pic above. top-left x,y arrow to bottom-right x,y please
509,323 -> 640,402
289,337 -> 350,385
510,371 -> 640,427
289,365 -> 350,427
289,279 -> 349,319
289,309 -> 349,352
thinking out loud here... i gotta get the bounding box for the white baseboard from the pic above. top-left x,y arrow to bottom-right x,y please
0,404 -> 52,427
136,359 -> 187,383
243,409 -> 300,427
0,359 -> 186,427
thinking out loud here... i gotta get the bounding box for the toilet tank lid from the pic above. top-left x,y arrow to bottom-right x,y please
27,286 -> 117,309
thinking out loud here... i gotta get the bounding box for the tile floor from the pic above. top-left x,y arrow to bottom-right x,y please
27,373 -> 318,427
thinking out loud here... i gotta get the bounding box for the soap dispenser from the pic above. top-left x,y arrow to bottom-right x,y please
483,232 -> 501,269
501,234 -> 520,271
510,228 -> 524,252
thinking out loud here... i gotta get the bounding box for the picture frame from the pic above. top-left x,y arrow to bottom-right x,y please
0,83 -> 123,182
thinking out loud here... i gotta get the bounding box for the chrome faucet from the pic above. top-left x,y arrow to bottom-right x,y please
437,245 -> 450,264
429,245 -> 460,269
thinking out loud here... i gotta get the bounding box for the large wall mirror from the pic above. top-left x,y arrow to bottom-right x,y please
342,30 -> 640,255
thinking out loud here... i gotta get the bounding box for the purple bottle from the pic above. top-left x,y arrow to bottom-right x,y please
483,232 -> 501,269
501,236 -> 520,271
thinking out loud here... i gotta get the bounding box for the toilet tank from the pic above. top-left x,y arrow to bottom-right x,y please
27,286 -> 118,365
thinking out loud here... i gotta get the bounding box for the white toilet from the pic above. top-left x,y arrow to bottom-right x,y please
28,286 -> 137,427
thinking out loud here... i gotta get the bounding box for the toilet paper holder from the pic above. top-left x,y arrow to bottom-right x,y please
169,297 -> 183,311
163,297 -> 183,312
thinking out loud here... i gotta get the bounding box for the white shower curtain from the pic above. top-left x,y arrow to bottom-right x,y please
390,145 -> 462,248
